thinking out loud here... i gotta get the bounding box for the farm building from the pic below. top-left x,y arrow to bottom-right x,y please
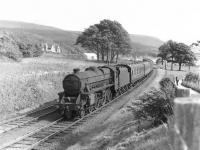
42,43 -> 61,53
84,53 -> 97,60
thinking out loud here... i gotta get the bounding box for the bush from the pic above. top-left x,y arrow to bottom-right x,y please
0,31 -> 23,61
159,77 -> 177,101
18,43 -> 43,57
128,77 -> 176,126
184,72 -> 199,82
0,51 -> 21,61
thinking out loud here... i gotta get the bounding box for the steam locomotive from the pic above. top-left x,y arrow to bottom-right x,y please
57,59 -> 153,119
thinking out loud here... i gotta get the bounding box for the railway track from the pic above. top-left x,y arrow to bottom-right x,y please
0,104 -> 57,135
0,70 -> 155,150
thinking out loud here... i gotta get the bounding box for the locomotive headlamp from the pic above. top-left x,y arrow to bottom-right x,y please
61,98 -> 65,104
67,97 -> 71,102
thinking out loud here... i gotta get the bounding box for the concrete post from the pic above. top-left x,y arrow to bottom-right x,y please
173,96 -> 200,150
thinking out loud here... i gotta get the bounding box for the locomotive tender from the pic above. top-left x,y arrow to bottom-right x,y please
57,59 -> 153,119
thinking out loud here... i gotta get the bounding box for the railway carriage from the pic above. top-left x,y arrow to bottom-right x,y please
129,63 -> 145,83
57,59 -> 153,119
143,59 -> 153,75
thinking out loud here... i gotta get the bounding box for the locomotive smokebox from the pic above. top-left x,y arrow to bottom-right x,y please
63,74 -> 81,97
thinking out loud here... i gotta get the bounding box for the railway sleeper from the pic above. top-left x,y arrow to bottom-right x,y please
15,141 -> 33,145
46,128 -> 60,132
31,134 -> 49,139
54,124 -> 69,127
66,126 -> 77,130
5,146 -> 22,149
35,131 -> 54,135
50,126 -> 65,129
8,143 -> 29,148
37,131 -> 55,135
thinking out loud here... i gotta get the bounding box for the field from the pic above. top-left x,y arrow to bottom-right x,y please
157,62 -> 200,80
0,54 -> 102,121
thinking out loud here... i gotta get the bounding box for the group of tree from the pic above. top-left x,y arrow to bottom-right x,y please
18,43 -> 43,58
157,40 -> 197,71
76,19 -> 132,62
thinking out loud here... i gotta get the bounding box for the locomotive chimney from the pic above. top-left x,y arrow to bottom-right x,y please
73,68 -> 80,74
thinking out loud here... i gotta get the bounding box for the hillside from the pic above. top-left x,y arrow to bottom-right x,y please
0,20 -> 163,59
130,34 -> 164,48
130,34 -> 163,56
0,20 -> 61,31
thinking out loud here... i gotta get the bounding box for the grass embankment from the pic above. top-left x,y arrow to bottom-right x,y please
0,55 -> 101,121
181,72 -> 200,93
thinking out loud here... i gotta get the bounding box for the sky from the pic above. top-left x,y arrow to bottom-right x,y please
0,0 -> 200,44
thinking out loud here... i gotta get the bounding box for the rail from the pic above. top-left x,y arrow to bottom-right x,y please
0,104 -> 57,134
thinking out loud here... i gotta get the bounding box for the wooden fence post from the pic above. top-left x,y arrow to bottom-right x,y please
173,96 -> 200,150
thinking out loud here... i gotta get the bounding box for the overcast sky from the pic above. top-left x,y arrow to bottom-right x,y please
0,0 -> 199,44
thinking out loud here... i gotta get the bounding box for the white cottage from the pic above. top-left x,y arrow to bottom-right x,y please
84,53 -> 97,60
42,43 -> 61,53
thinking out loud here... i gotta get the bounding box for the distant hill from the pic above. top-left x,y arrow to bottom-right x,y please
129,34 -> 163,57
0,20 -> 163,60
0,20 -> 61,31
130,34 -> 164,48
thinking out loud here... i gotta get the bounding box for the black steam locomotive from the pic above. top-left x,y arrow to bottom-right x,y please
57,59 -> 153,119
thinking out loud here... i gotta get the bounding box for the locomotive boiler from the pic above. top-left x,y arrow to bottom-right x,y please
57,59 -> 153,119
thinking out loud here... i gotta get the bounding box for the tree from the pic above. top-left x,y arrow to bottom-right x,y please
157,43 -> 170,70
76,19 -> 132,62
157,40 -> 196,71
166,40 -> 179,71
185,50 -> 197,70
174,43 -> 196,71
157,40 -> 178,70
